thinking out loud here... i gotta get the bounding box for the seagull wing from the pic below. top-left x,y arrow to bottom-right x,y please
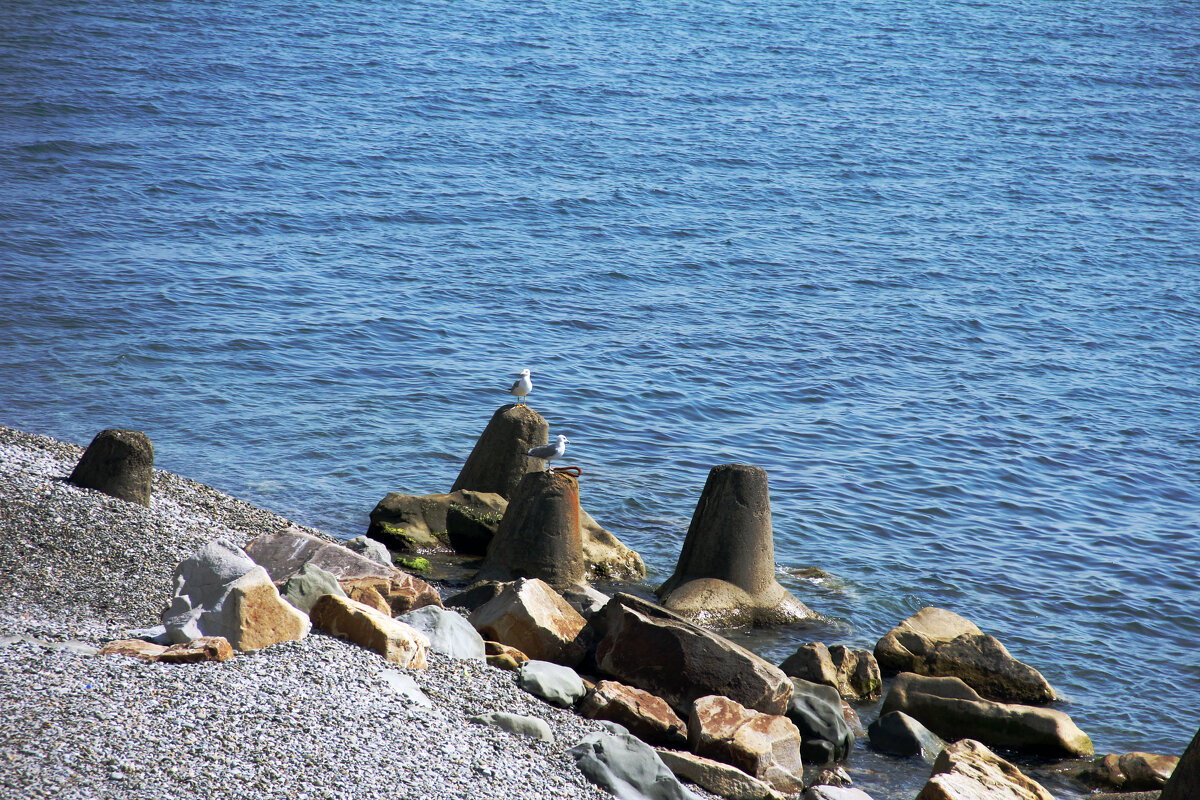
526,442 -> 558,458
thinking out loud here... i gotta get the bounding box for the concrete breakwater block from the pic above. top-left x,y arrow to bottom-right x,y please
451,403 -> 549,499
68,428 -> 155,506
657,464 -> 813,627
475,470 -> 586,590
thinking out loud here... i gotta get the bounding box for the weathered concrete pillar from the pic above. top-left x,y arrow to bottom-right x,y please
475,471 -> 586,590
68,429 -> 154,506
656,464 -> 813,626
451,404 -> 548,500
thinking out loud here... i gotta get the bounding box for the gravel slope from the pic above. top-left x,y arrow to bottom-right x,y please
0,425 -> 671,800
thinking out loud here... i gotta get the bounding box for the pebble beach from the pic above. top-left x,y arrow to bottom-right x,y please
0,425 -> 660,800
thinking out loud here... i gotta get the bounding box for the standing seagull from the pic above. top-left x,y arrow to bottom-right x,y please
509,369 -> 533,405
527,435 -> 569,470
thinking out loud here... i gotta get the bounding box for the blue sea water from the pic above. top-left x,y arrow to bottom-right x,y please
2,0 -> 1198,796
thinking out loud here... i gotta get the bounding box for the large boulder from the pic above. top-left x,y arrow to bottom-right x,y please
474,471 -> 587,590
786,678 -> 854,763
915,738 -> 1055,800
654,750 -> 786,800
594,593 -> 793,716
451,404 -> 549,499
1078,752 -> 1178,791
781,642 -> 882,702
688,694 -> 805,795
446,501 -> 504,556
656,465 -> 813,627
580,680 -> 688,748
868,711 -> 945,761
467,578 -> 587,665
1161,725 -> 1200,800
245,527 -> 442,615
68,428 -> 155,506
309,595 -> 429,668
581,509 -> 646,580
875,608 -> 1053,704
281,563 -> 347,614
367,489 -> 507,553
569,730 -> 702,800
396,605 -> 485,662
162,539 -> 310,651
881,672 -> 1093,757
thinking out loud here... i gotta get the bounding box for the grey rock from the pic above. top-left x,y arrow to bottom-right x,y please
569,730 -> 701,800
867,710 -> 944,761
67,428 -> 154,506
518,659 -> 587,707
786,677 -> 853,763
127,625 -> 172,645
469,711 -> 555,743
804,787 -> 875,800
343,536 -> 392,566
161,539 -> 258,643
397,605 -> 485,662
281,562 -> 347,614
378,670 -> 432,707
561,583 -> 611,620
367,489 -> 507,553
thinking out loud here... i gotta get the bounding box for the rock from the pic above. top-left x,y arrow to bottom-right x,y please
245,527 -> 442,615
518,660 -> 587,707
367,489 -> 507,553
868,710 -> 945,761
474,471 -> 587,590
397,605 -> 486,662
804,788 -> 874,800
687,694 -> 805,794
445,581 -> 507,612
309,594 -> 429,668
1160,726 -> 1198,800
875,608 -> 1053,704
569,730 -> 701,800
162,539 -> 310,651
343,535 -> 392,566
1079,752 -> 1179,792
157,636 -> 234,663
594,593 -> 793,716
67,428 -> 154,506
452,404 -> 549,499
1092,793 -> 1163,800
656,464 -> 814,627
346,584 -> 391,614
915,738 -> 1055,800
654,749 -> 786,800
781,642 -> 881,702
469,712 -> 554,743
881,672 -> 1093,757
468,578 -> 587,665
580,680 -> 688,748
580,509 -> 647,581
379,670 -> 432,706
484,640 -> 529,671
809,767 -> 854,788
446,501 -> 503,555
98,639 -> 168,660
126,625 -> 172,645
786,678 -> 853,763
281,563 -> 347,614
562,584 -> 612,620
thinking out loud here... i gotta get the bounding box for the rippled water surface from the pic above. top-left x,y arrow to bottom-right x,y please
2,1 -> 1198,797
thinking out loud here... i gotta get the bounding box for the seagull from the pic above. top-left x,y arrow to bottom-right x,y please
526,435 -> 569,470
509,369 -> 532,405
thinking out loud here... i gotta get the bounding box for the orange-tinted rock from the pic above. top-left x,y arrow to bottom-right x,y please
916,738 -> 1055,800
347,584 -> 391,615
310,594 -> 429,668
579,680 -> 687,748
468,578 -> 586,665
158,636 -> 235,664
98,639 -> 168,660
687,694 -> 805,794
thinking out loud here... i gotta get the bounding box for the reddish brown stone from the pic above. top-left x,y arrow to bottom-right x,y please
347,585 -> 391,615
468,578 -> 585,665
158,636 -> 235,664
687,694 -> 805,794
579,680 -> 687,748
98,639 -> 168,660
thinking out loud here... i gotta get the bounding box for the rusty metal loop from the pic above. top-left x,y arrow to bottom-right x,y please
550,465 -> 583,478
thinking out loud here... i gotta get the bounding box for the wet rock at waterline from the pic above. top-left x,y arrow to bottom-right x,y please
780,642 -> 882,702
68,428 -> 155,506
367,489 -> 506,552
915,738 -> 1055,800
656,464 -> 813,627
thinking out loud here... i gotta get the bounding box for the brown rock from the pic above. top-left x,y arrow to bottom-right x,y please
67,428 -> 154,506
368,489 -> 507,553
222,568 -> 312,652
98,639 -> 168,660
347,585 -> 391,615
881,672 -> 1092,757
484,640 -> 529,671
655,749 -> 787,800
451,404 -> 549,499
468,578 -> 586,665
1082,752 -> 1179,791
687,694 -> 805,794
158,636 -> 235,664
579,680 -> 688,748
594,593 -> 793,716
310,594 -> 429,668
916,738 -> 1055,800
875,607 -> 982,673
780,642 -> 882,701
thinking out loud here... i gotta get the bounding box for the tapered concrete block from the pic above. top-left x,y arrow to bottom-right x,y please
475,471 -> 586,590
68,429 -> 155,506
657,464 -> 813,626
451,404 -> 548,500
